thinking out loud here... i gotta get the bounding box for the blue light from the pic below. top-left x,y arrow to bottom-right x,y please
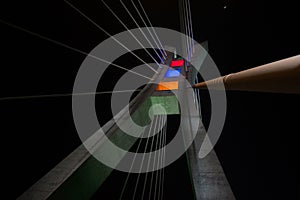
164,69 -> 181,78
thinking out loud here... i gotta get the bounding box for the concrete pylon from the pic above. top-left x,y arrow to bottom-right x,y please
193,55 -> 300,94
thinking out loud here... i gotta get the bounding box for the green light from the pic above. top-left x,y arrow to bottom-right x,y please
149,96 -> 180,115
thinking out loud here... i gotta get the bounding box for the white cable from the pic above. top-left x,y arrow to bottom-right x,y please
0,19 -> 153,81
100,0 -> 162,70
119,0 -> 164,64
130,0 -> 166,60
136,0 -> 167,57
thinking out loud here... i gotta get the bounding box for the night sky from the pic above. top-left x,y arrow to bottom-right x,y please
1,0 -> 299,199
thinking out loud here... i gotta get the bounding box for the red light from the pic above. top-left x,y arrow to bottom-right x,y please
170,60 -> 184,67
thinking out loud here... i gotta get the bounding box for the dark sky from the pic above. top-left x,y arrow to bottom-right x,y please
1,0 -> 299,199
1,0 -> 299,96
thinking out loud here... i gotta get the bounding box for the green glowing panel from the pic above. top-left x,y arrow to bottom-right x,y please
149,96 -> 179,115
